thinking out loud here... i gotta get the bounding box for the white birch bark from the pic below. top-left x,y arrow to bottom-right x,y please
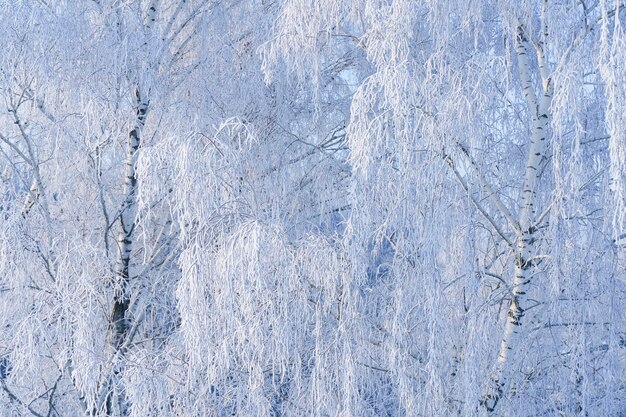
105,3 -> 161,414
482,25 -> 553,412
111,88 -> 148,348
105,88 -> 149,416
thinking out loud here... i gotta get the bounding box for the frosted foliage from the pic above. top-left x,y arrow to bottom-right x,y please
262,0 -> 626,416
599,0 -> 626,237
177,222 -> 354,415
0,0 -> 625,416
261,0 -> 353,84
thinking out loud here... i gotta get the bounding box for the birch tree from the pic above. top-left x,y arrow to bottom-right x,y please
0,0 -> 625,416
265,0 -> 626,415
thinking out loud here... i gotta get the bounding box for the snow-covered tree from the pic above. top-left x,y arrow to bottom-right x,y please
0,0 -> 624,416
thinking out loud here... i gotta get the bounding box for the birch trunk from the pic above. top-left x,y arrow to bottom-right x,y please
482,25 -> 553,412
109,0 -> 159,348
105,4 -> 162,414
111,89 -> 148,348
106,88 -> 149,416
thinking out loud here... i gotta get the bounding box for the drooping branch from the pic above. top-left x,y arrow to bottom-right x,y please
445,151 -> 514,248
454,141 -> 520,233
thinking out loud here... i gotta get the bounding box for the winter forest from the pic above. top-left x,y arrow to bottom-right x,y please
0,0 -> 625,416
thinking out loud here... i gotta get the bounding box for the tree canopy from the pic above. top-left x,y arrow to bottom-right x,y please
0,1 -> 624,416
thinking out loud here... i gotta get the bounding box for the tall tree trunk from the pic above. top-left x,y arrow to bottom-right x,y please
106,88 -> 149,416
482,25 -> 553,412
105,4 -> 159,414
111,88 -> 148,349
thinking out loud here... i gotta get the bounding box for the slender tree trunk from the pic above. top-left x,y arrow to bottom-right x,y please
105,4 -> 159,415
111,88 -> 148,348
482,25 -> 553,412
106,88 -> 149,416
